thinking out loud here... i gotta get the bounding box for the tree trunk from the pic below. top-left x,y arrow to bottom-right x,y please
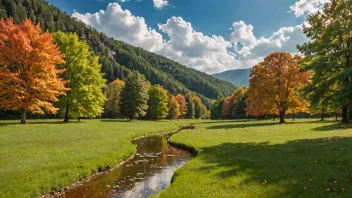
320,111 -> 324,121
20,109 -> 27,124
272,115 -> 275,121
342,106 -> 348,123
64,102 -> 69,122
77,117 -> 81,122
292,112 -> 295,121
335,113 -> 338,121
279,110 -> 285,123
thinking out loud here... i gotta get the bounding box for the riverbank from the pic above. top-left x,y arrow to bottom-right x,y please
159,119 -> 352,198
0,119 -> 195,198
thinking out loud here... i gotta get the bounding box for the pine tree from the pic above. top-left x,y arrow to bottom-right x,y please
119,71 -> 150,121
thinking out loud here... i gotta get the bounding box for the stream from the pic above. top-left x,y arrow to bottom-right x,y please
62,134 -> 193,198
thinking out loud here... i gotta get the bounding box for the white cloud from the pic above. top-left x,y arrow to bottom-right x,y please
72,3 -> 310,74
72,3 -> 164,51
153,0 -> 168,9
229,21 -> 309,60
290,0 -> 330,17
157,17 -> 242,73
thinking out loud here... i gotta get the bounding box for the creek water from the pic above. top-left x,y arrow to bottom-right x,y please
62,134 -> 193,198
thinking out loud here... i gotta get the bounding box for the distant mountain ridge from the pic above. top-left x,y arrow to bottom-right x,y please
212,68 -> 251,87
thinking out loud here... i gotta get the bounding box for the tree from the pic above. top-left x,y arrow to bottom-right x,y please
0,18 -> 66,124
193,96 -> 203,119
53,32 -> 106,122
168,95 -> 181,120
146,85 -> 169,120
298,0 -> 352,123
175,94 -> 186,118
211,97 -> 225,120
222,88 -> 248,119
119,71 -> 149,121
246,52 -> 310,123
185,93 -> 194,119
105,79 -> 125,118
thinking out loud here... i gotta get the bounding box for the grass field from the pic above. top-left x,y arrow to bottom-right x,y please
1,119 -> 352,198
0,119 -> 194,197
159,119 -> 352,198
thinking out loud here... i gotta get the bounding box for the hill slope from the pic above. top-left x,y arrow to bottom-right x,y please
0,0 -> 237,106
212,68 -> 251,87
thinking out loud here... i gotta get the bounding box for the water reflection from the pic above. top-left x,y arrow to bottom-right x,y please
63,135 -> 193,198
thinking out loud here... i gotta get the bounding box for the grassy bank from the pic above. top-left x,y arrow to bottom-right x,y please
161,119 -> 352,198
0,119 -> 193,197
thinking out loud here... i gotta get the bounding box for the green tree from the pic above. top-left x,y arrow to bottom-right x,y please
298,0 -> 352,123
185,93 -> 194,119
194,97 -> 203,119
119,71 -> 150,121
53,32 -> 106,122
147,85 -> 169,120
211,97 -> 225,120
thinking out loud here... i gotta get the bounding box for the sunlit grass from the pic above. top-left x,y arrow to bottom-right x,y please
0,119 -> 194,197
160,119 -> 352,198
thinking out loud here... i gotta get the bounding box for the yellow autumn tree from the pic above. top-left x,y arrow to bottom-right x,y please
0,18 -> 66,124
246,52 -> 310,123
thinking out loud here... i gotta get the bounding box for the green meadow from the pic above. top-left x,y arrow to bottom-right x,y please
160,119 -> 352,198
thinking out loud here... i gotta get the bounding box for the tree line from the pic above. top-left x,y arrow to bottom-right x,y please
0,18 -> 208,123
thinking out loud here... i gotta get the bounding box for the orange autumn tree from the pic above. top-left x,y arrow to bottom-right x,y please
246,52 -> 309,123
105,79 -> 125,118
0,18 -> 66,124
175,94 -> 186,118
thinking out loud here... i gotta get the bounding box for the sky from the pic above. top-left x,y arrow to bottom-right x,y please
46,0 -> 330,74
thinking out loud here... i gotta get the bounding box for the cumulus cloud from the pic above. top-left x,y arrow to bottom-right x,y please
72,3 -> 164,51
290,0 -> 330,17
72,3 -> 309,74
157,17 -> 242,73
153,0 -> 168,9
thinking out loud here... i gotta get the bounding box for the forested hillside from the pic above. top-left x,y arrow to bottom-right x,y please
0,0 -> 237,106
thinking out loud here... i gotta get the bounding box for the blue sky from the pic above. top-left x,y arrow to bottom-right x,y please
47,0 -> 328,73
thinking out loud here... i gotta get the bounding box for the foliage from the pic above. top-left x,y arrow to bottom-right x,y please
119,71 -> 150,121
210,98 -> 225,120
53,31 -> 106,122
0,18 -> 66,124
185,93 -> 194,119
146,85 -> 169,120
105,79 -> 125,118
222,88 -> 248,119
168,95 -> 181,120
246,52 -> 310,123
298,0 -> 352,123
175,94 -> 186,118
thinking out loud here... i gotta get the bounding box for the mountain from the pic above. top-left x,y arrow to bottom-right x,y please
0,0 -> 237,107
212,68 -> 251,87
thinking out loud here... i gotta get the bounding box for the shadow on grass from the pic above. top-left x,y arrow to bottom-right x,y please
0,121 -> 84,127
194,137 -> 352,197
100,119 -> 130,123
312,122 -> 352,131
199,120 -> 254,125
206,122 -> 282,129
